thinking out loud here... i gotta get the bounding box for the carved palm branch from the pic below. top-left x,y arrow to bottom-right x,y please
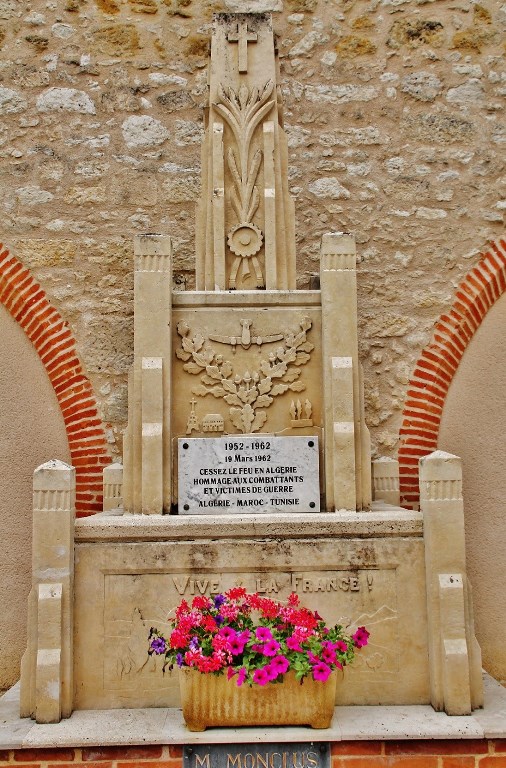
216,81 -> 274,225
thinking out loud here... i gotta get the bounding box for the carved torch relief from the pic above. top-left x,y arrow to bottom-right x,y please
214,80 -> 275,289
176,317 -> 314,434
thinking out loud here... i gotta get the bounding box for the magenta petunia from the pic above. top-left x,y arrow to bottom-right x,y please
352,626 -> 370,648
228,636 -> 246,655
312,662 -> 332,682
236,668 -> 247,687
263,663 -> 279,681
286,635 -> 303,652
256,626 -> 273,642
270,655 -> 290,674
262,639 -> 281,657
253,667 -> 270,686
219,626 -> 237,641
322,647 -> 337,665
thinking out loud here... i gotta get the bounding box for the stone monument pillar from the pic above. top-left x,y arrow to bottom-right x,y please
420,451 -> 483,714
20,460 -> 75,723
122,234 -> 173,514
196,13 -> 296,291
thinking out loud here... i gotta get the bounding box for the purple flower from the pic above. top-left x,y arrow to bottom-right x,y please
253,667 -> 270,686
150,637 -> 167,655
176,653 -> 184,668
256,627 -> 273,642
214,594 -> 226,608
215,614 -> 224,625
312,662 -> 332,682
189,636 -> 199,651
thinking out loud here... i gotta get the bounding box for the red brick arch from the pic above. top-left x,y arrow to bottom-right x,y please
0,244 -> 111,515
399,237 -> 506,508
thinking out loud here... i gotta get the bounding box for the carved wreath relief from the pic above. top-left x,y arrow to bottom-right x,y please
176,317 -> 314,434
214,80 -> 275,289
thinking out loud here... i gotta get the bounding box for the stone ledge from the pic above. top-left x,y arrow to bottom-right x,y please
75,506 -> 423,542
1,675 -> 505,749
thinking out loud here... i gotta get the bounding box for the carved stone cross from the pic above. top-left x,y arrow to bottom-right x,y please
227,21 -> 258,73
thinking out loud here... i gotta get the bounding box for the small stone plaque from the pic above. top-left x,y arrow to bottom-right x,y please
178,436 -> 320,514
184,743 -> 330,768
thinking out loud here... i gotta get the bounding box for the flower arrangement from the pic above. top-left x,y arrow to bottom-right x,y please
148,587 -> 369,687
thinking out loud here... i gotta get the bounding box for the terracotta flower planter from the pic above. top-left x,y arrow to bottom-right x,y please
179,668 -> 337,731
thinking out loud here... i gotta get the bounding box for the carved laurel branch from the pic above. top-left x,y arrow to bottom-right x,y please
176,318 -> 314,434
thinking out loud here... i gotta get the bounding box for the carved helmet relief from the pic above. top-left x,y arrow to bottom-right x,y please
176,317 -> 314,434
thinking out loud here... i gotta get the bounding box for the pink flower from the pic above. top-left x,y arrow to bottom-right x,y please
219,626 -> 237,641
270,655 -> 290,675
312,662 -> 332,682
229,636 -> 246,655
322,647 -> 337,665
262,639 -> 281,657
286,635 -> 303,652
352,626 -> 370,648
336,640 -> 348,652
253,667 -> 270,686
236,668 -> 247,687
256,627 -> 273,642
227,666 -> 236,680
263,663 -> 279,681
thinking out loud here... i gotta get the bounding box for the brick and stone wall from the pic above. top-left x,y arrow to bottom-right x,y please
3,742 -> 506,768
0,0 -> 505,690
0,0 -> 504,457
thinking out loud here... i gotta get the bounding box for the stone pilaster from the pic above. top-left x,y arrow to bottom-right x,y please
420,450 -> 483,714
123,235 -> 173,514
372,457 -> 400,506
103,462 -> 123,513
320,233 -> 371,511
20,460 -> 75,723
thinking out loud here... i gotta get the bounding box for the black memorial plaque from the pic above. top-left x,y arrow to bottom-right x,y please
184,742 -> 330,768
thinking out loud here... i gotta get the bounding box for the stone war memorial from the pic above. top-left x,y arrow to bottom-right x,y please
16,0 -> 486,741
